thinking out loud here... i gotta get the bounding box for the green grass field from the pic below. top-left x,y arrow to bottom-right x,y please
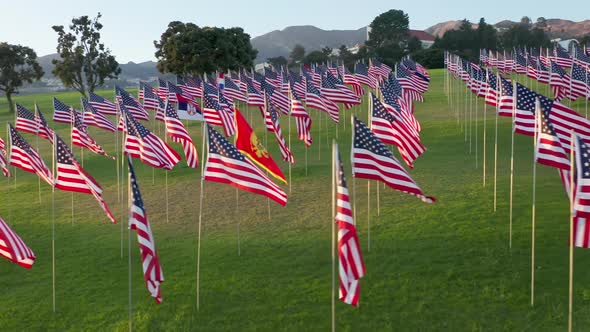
1,69 -> 590,331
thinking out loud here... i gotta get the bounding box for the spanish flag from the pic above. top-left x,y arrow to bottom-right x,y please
234,108 -> 287,184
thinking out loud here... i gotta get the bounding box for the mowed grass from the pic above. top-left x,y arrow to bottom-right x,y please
1,70 -> 590,331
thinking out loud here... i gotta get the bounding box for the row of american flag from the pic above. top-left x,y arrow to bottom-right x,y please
445,48 -> 590,248
0,57 -> 435,307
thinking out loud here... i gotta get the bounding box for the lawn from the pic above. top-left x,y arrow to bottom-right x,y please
1,69 -> 589,331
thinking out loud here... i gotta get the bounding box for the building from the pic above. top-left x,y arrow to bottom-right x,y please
408,30 -> 435,48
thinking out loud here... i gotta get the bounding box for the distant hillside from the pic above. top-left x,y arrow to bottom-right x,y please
426,18 -> 590,39
38,54 -> 160,80
251,25 -> 367,62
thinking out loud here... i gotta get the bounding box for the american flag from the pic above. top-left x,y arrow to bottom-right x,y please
15,104 -> 39,135
224,77 -> 247,102
369,58 -> 391,79
81,97 -> 115,132
341,65 -> 364,96
536,59 -> 550,84
380,83 -> 420,137
52,97 -> 73,124
290,73 -> 307,98
264,69 -> 280,88
267,102 -> 294,164
203,81 -> 219,100
514,52 -> 528,75
370,94 -> 425,168
157,78 -> 168,100
116,86 -> 150,121
334,148 -> 365,306
573,135 -> 590,248
203,95 -> 236,136
252,71 -> 264,91
184,76 -> 204,99
141,83 -> 161,111
127,157 -> 164,303
176,75 -> 193,99
163,100 -> 198,168
246,78 -> 265,108
123,109 -> 180,170
513,83 -> 537,136
89,92 -> 117,115
322,72 -> 361,107
166,81 -> 183,104
289,88 -> 312,147
54,134 -> 116,223
535,99 -> 569,170
396,63 -> 428,94
70,110 -> 111,158
485,71 -> 499,107
306,80 -> 339,123
34,104 -> 54,143
8,124 -> 53,186
568,63 -> 589,101
526,55 -> 539,80
574,46 -> 590,67
352,117 -> 435,203
498,77 -> 514,117
203,125 -> 287,206
393,71 -> 423,104
551,45 -> 573,68
0,137 -> 10,177
549,61 -> 570,101
355,63 -> 377,89
262,81 -> 290,115
0,217 -> 35,268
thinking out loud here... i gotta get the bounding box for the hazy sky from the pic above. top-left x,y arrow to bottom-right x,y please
0,0 -> 587,62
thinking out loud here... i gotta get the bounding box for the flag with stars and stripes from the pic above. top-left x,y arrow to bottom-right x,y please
551,45 -> 573,68
549,61 -> 570,101
322,72 -> 361,108
289,87 -> 312,147
123,108 -> 181,170
262,81 -> 290,115
245,78 -> 265,108
116,86 -> 150,121
0,137 -> 10,177
81,97 -> 115,132
568,63 -> 589,101
71,110 -> 112,158
267,102 -> 294,164
205,125 -> 287,205
89,92 -> 117,115
352,117 -> 435,203
370,94 -> 425,168
535,98 -> 569,170
15,104 -> 39,135
381,81 -> 421,136
333,147 -> 365,306
354,62 -> 377,89
306,80 -> 339,123
141,83 -> 161,111
54,134 -> 116,223
163,99 -> 198,168
498,77 -> 514,117
184,76 -> 204,99
572,135 -> 590,248
341,65 -> 364,96
127,157 -> 164,303
0,217 -> 35,268
34,104 -> 54,143
52,97 -> 73,124
224,77 -> 247,102
203,95 -> 236,137
8,124 -> 53,186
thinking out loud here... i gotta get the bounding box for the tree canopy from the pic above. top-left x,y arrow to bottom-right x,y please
52,13 -> 120,96
0,43 -> 43,113
289,44 -> 306,64
154,22 -> 257,75
366,9 -> 410,66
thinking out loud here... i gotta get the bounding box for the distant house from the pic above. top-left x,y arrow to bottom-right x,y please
408,30 -> 435,49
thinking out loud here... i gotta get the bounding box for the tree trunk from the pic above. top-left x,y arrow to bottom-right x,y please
6,93 -> 15,113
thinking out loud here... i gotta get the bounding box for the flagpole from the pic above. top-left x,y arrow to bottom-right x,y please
469,67 -> 473,155
196,121 -> 207,310
70,107 -> 74,225
509,81 -> 516,249
483,74 -> 487,187
288,91 -> 292,194
331,140 -> 336,332
164,110 -> 169,224
464,65 -> 468,143
475,73 -> 478,168
531,98 -> 539,307
35,103 -> 41,203
120,107 -> 126,259
127,156 -> 133,332
367,93 -> 372,252
494,74 -> 500,212
351,115 -> 356,224
236,188 -> 240,256
568,129 -> 575,332
51,131 -> 56,313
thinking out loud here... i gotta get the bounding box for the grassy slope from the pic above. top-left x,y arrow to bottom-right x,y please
1,70 -> 590,331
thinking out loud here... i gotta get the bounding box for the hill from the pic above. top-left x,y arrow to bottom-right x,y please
251,25 -> 367,62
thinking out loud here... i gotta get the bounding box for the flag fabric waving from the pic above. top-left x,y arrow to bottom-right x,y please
334,148 -> 365,306
352,117 -> 435,203
289,88 -> 313,147
0,137 -> 10,177
54,134 -> 116,223
8,124 -> 53,186
267,103 -> 294,164
34,104 -> 54,142
163,100 -> 198,168
204,125 -> 287,205
127,157 -> 164,303
15,104 -> 39,135
573,135 -> 590,248
89,92 -> 117,115
81,97 -> 115,132
52,97 -> 73,124
0,217 -> 35,268
71,110 -> 112,158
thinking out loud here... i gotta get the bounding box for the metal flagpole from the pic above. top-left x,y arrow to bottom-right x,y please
51,131 -> 56,312
568,130 -> 575,332
127,156 -> 133,332
196,121 -> 207,310
331,140 -> 336,332
531,99 -> 539,307
509,81 -> 516,249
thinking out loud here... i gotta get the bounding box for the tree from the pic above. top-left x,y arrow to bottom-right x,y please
536,17 -> 547,29
289,44 -> 305,63
267,56 -> 287,69
366,9 -> 410,66
0,43 -> 44,113
154,22 -> 257,75
52,13 -> 120,96
520,16 -> 532,29
304,50 -> 329,65
338,45 -> 356,71
407,36 -> 422,53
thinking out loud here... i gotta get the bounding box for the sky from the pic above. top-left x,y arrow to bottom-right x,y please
0,0 -> 587,63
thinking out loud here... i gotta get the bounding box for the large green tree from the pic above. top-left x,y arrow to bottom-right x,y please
154,22 -> 257,75
289,44 -> 306,64
0,43 -> 43,113
52,13 -> 120,96
366,9 -> 410,66
337,45 -> 356,71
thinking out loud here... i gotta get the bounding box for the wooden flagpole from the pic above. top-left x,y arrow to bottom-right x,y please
35,103 -> 41,203
288,91 -> 292,193
318,104 -> 322,160
119,107 -> 125,259
196,121 -> 207,310
494,74 -> 500,212
469,68 -> 473,155
236,189 -> 240,256
70,106 -> 74,225
475,75 -> 478,167
568,129 -> 575,332
331,140 -> 336,332
51,131 -> 56,312
530,98 -> 539,307
367,93 -> 372,252
164,106 -> 170,224
127,156 -> 133,332
464,65 -> 468,142
351,115 -> 356,224
483,74 -> 487,186
509,81 -> 516,249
